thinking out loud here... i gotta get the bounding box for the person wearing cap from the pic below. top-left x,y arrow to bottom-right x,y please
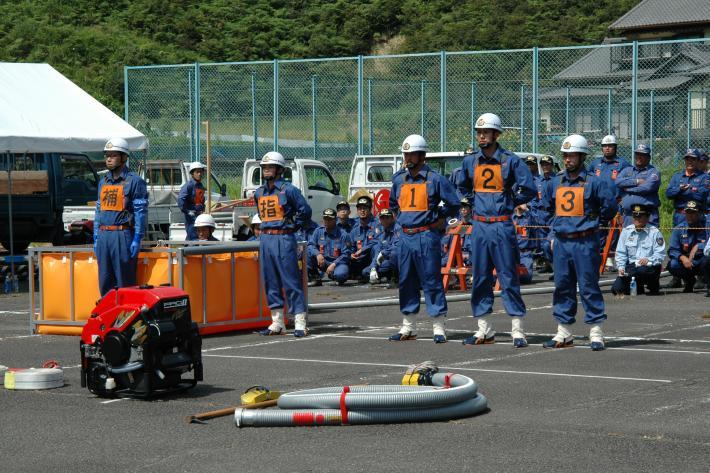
389,134 -> 460,343
94,138 -> 149,296
456,113 -> 536,348
335,200 -> 356,233
307,208 -> 351,286
541,134 -> 616,351
194,213 -> 219,241
247,214 -> 261,241
537,155 -> 556,272
254,151 -> 312,337
615,144 -> 661,227
588,135 -> 631,200
366,207 -> 401,285
665,148 -> 709,227
667,200 -> 708,293
611,204 -> 665,296
441,198 -> 473,270
178,161 -> 207,241
349,195 -> 378,282
523,155 -> 544,260
512,203 -> 541,285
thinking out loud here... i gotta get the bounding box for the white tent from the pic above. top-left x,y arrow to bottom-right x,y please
0,62 -> 146,153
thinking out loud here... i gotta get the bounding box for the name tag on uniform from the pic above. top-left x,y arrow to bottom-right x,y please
474,165 -> 503,193
195,187 -> 205,206
398,183 -> 428,212
100,184 -> 125,212
555,187 -> 584,217
258,195 -> 285,222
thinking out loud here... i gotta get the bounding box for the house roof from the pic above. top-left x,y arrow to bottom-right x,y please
610,0 -> 710,31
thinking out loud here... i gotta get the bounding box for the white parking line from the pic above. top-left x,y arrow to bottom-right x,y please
202,353 -> 672,383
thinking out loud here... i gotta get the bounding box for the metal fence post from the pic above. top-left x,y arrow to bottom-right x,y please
273,59 -> 279,152
440,51 -> 447,151
649,90 -> 655,158
607,88 -> 613,135
565,86 -> 570,136
188,70 -> 194,161
357,55 -> 363,155
312,75 -> 318,159
251,73 -> 258,160
470,81 -> 477,147
532,47 -> 539,153
687,90 -> 692,148
520,84 -> 525,152
123,67 -> 129,122
194,63 -> 201,160
631,41 -> 638,151
368,78 -> 373,154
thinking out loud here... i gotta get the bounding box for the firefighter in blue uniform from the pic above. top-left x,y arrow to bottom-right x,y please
512,204 -> 539,285
389,134 -> 460,343
537,155 -> 555,271
247,214 -> 261,241
349,196 -> 378,281
611,204 -> 665,296
367,207 -> 401,284
307,208 -> 351,286
336,200 -> 356,233
194,214 -> 220,242
667,200 -> 707,293
441,197 -> 473,269
254,151 -> 312,337
456,113 -> 536,348
94,138 -> 148,296
615,144 -> 661,227
541,134 -> 616,351
177,161 -> 207,241
665,148 -> 709,226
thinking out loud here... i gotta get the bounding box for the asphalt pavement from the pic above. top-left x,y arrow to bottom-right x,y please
1,274 -> 709,473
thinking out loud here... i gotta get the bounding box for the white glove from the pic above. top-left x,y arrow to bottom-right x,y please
188,210 -> 196,218
369,267 -> 379,284
376,252 -> 384,265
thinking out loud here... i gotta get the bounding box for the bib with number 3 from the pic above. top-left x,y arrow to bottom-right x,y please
100,184 -> 125,212
398,183 -> 428,212
258,194 -> 285,222
474,164 -> 504,193
555,186 -> 585,217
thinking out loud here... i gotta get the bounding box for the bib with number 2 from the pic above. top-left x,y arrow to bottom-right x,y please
474,164 -> 503,193
555,186 -> 585,217
398,183 -> 428,212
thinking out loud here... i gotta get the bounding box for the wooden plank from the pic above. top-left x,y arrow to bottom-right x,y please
0,171 -> 49,194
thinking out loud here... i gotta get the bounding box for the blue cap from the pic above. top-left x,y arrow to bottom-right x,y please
683,148 -> 702,159
634,144 -> 650,155
698,148 -> 708,161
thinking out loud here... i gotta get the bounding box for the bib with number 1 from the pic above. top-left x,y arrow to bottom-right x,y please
100,184 -> 125,212
555,186 -> 585,217
258,194 -> 285,222
474,164 -> 504,193
398,183 -> 428,212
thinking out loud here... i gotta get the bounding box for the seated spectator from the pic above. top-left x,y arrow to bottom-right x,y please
349,196 -> 378,281
247,214 -> 261,241
307,208 -> 351,286
336,200 -> 356,233
612,204 -> 665,296
667,200 -> 708,293
367,208 -> 401,285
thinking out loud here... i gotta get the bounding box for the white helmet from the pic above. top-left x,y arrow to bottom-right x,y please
251,214 -> 261,225
188,161 -> 207,173
601,135 -> 617,146
401,134 -> 428,153
561,134 -> 589,154
260,151 -> 286,168
104,137 -> 130,154
474,113 -> 504,133
194,213 -> 216,228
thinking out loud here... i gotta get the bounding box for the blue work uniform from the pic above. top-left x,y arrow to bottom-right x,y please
177,179 -> 206,241
367,222 -> 402,279
542,169 -> 616,325
537,173 -> 555,263
390,164 -> 460,317
512,210 -> 540,285
337,217 -> 356,233
254,178 -> 312,315
456,146 -> 536,318
94,167 -> 148,296
612,224 -> 665,295
665,171 -> 709,226
349,216 -> 378,279
588,155 -> 630,252
307,226 -> 351,284
668,224 -> 708,284
615,164 -> 661,226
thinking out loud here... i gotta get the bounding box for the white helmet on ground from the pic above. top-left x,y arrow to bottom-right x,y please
260,151 -> 286,168
474,113 -> 504,132
561,134 -> 589,154
601,135 -> 617,146
194,213 -> 216,228
189,161 -> 207,173
251,214 -> 261,225
401,134 -> 428,153
104,137 -> 130,154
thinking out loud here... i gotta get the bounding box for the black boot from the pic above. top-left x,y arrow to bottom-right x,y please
664,276 -> 682,289
682,277 -> 696,293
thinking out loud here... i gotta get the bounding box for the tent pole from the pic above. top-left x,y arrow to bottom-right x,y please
6,152 -> 15,287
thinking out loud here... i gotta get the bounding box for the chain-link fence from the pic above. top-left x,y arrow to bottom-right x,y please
126,38 -> 710,182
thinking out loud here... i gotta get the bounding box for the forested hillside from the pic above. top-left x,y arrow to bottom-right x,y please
0,0 -> 639,113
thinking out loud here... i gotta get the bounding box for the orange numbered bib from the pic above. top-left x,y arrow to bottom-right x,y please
398,183 -> 428,212
258,194 -> 285,222
474,165 -> 504,193
194,187 -> 205,206
100,184 -> 125,212
555,187 -> 585,217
